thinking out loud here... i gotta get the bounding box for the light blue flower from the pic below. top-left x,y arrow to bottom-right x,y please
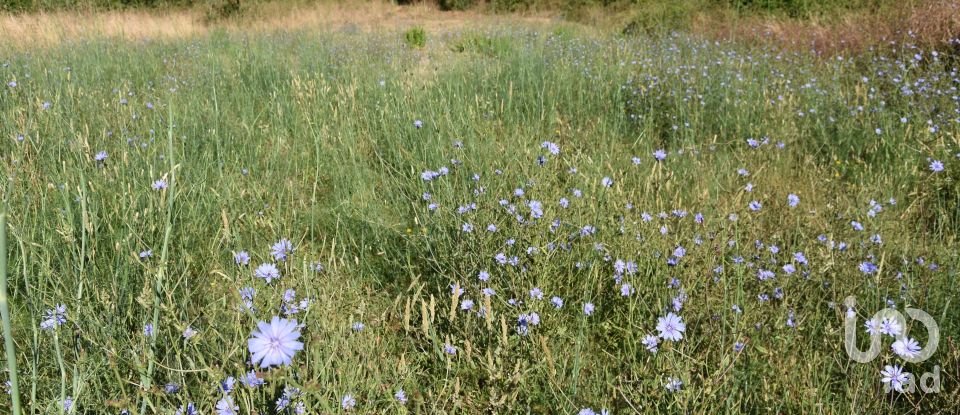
248,316 -> 303,368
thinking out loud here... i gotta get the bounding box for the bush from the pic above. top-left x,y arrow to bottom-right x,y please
720,0 -> 878,18
2,0 -> 200,12
438,0 -> 476,11
450,33 -> 513,57
622,0 -> 696,36
203,0 -> 243,22
490,0 -> 534,12
404,26 -> 427,48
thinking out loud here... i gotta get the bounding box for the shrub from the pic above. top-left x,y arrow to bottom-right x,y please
450,33 -> 513,57
490,0 -> 534,12
404,26 -> 427,49
622,0 -> 696,36
438,0 -> 476,11
721,0 -> 875,18
203,0 -> 243,22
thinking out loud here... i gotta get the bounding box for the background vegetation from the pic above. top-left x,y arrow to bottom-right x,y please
441,0 -> 900,16
4,0 -> 955,59
0,0 -> 909,19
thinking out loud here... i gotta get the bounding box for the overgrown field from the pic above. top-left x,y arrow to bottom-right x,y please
0,24 -> 959,414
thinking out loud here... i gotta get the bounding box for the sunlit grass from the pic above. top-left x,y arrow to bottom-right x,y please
0,23 -> 957,414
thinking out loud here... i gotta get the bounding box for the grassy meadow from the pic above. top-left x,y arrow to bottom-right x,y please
0,6 -> 959,414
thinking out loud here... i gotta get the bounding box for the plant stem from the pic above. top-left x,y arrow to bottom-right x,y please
139,105 -> 177,415
54,331 -> 66,415
0,205 -> 22,414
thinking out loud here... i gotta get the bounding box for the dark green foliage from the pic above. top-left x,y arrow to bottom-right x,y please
622,0 -> 697,35
490,0 -> 534,12
717,0 -> 893,18
449,33 -> 513,57
404,26 -> 427,48
438,0 -> 476,11
0,0 -> 197,12
203,0 -> 243,21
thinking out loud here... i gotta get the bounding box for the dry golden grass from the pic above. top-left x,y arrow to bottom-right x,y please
0,10 -> 206,47
695,0 -> 960,56
2,0 -> 956,56
906,0 -> 960,49
244,1 -> 556,32
0,1 -> 559,49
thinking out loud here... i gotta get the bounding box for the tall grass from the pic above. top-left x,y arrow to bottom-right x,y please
0,23 -> 957,413
0,199 -> 21,415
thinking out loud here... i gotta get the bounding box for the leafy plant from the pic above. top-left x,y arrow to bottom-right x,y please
438,0 -> 476,11
622,0 -> 697,36
450,33 -> 513,57
404,26 -> 427,49
203,0 -> 243,22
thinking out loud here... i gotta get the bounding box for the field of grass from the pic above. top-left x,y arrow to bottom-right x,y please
0,11 -> 959,414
